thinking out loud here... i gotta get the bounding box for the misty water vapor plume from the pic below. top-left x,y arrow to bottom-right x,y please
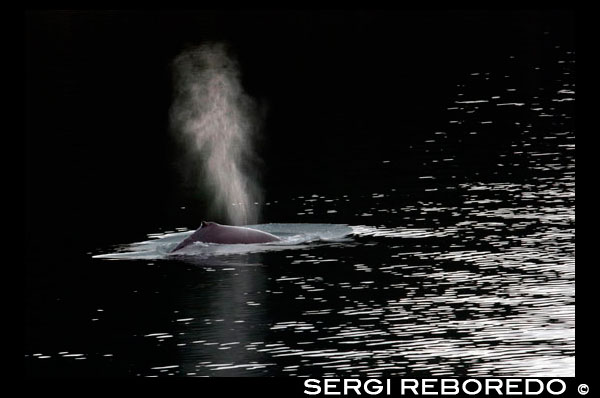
171,43 -> 263,225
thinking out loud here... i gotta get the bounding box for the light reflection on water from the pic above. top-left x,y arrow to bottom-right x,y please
27,48 -> 574,377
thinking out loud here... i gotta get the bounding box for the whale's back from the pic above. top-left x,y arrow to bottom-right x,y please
172,222 -> 280,252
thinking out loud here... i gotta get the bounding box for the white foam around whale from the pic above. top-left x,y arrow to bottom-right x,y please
92,223 -> 353,261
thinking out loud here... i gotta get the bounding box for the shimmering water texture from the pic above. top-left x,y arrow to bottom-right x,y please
31,48 -> 574,378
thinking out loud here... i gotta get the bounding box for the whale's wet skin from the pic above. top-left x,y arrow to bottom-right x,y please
25,21 -> 574,377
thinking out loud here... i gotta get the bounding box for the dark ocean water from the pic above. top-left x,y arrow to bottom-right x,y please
25,11 -> 574,378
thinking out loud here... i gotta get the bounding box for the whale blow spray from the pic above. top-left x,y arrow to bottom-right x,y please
170,43 -> 263,225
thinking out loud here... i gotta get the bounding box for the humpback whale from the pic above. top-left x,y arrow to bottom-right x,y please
171,221 -> 281,252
